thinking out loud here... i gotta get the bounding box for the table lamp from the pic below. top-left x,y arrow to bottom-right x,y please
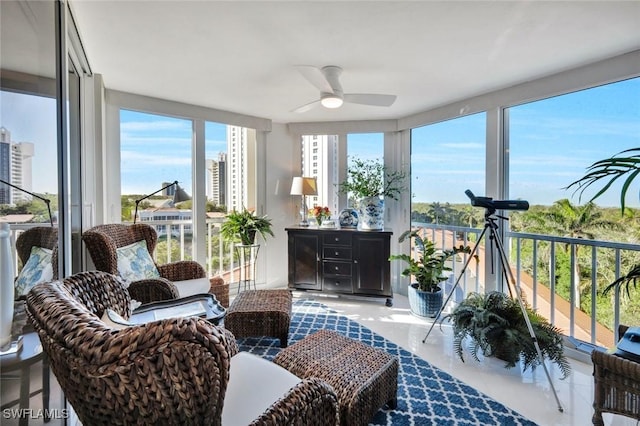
134,181 -> 191,224
290,177 -> 317,227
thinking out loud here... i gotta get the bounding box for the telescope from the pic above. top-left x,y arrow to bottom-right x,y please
465,189 -> 529,211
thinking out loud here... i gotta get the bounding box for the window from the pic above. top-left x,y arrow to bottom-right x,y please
301,134 -> 338,212
410,114 -> 486,226
120,110 -> 193,259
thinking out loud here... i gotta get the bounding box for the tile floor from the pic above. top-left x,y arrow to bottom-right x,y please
1,291 -> 637,426
294,291 -> 638,426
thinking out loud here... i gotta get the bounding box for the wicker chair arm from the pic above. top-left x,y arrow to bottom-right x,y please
157,260 -> 206,281
249,378 -> 339,425
128,277 -> 180,303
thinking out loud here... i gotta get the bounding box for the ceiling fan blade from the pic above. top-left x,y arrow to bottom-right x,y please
291,99 -> 321,113
295,65 -> 334,94
343,93 -> 397,107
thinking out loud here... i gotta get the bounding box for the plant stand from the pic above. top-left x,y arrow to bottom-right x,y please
234,243 -> 260,294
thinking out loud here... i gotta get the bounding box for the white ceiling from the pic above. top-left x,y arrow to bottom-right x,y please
68,1 -> 640,124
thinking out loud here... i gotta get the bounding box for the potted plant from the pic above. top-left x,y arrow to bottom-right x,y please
338,157 -> 406,230
444,291 -> 571,379
390,229 -> 472,317
220,208 -> 274,245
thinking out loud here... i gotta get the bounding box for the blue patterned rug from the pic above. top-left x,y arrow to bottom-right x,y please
237,299 -> 537,426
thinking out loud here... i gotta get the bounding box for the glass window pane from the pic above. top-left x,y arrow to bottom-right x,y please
301,134 -> 339,215
410,113 -> 486,226
120,110 -> 193,261
1,1 -> 57,229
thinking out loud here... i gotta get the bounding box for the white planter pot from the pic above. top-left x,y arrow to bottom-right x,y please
0,223 -> 14,347
359,196 -> 384,231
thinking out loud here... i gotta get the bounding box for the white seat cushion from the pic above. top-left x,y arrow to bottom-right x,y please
222,352 -> 302,426
173,277 -> 210,298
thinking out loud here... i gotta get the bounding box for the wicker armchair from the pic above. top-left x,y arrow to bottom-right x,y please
82,223 -> 227,304
26,271 -> 339,426
15,226 -> 59,280
592,324 -> 640,425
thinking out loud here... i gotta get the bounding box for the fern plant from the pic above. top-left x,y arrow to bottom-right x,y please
444,291 -> 571,379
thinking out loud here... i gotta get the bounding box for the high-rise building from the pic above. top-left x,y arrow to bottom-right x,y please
301,135 -> 339,215
0,127 -> 35,205
226,125 -> 256,212
206,152 -> 226,206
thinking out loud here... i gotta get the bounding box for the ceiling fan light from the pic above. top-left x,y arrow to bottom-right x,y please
321,95 -> 343,109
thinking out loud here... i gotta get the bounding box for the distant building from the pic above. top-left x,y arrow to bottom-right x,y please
301,135 -> 339,215
0,127 -> 35,205
162,181 -> 176,197
138,208 -> 192,237
206,152 -> 226,206
227,126 -> 256,212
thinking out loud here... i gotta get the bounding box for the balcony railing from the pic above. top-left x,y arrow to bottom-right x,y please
416,221 -> 640,349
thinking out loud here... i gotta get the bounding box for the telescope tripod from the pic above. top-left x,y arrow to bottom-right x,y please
421,208 -> 564,412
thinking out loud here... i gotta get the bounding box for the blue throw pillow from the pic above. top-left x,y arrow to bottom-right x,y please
15,246 -> 54,297
116,240 -> 160,283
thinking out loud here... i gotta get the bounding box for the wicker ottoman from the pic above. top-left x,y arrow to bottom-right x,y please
273,329 -> 398,426
225,289 -> 292,347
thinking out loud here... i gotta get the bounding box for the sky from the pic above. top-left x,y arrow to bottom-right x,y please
1,77 -> 639,208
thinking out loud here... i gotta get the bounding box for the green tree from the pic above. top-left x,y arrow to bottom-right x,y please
519,199 -> 619,309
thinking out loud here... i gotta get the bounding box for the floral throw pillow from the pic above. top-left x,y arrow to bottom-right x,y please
116,240 -> 160,283
15,246 -> 54,297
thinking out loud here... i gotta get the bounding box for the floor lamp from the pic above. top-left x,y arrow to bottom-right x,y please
290,177 -> 317,227
0,179 -> 53,226
133,180 -> 191,224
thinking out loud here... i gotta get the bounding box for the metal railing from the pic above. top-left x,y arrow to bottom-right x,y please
415,221 -> 640,349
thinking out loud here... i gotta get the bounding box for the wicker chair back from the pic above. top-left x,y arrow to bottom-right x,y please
26,270 -> 234,426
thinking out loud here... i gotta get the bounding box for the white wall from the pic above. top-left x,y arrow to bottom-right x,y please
262,123 -> 300,287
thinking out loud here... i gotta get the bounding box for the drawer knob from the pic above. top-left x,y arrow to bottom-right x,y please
335,251 -> 339,256
335,237 -> 339,241
335,281 -> 340,286
354,260 -> 358,264
335,266 -> 339,271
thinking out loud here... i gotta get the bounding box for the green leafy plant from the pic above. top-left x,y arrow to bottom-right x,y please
338,157 -> 406,201
220,208 -> 274,245
444,291 -> 571,379
389,230 -> 472,292
566,148 -> 640,300
566,147 -> 640,214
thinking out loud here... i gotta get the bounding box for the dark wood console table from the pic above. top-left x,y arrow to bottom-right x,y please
286,226 -> 393,306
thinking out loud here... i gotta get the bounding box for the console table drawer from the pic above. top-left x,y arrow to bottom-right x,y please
323,247 -> 352,260
323,261 -> 352,276
322,276 -> 353,293
323,232 -> 352,246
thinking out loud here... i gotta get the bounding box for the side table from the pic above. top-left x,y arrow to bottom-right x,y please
0,332 -> 50,425
234,243 -> 260,294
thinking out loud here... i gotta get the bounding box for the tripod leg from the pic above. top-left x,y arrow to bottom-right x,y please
492,229 -> 565,413
422,225 -> 488,343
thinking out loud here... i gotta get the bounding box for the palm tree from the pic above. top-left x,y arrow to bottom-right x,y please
524,199 -> 619,309
427,202 -> 446,224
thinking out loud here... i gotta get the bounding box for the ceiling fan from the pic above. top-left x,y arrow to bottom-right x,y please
292,65 -> 397,113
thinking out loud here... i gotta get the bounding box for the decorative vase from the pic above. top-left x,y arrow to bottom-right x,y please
407,283 -> 443,318
359,196 -> 384,231
0,223 -> 14,347
338,208 -> 359,228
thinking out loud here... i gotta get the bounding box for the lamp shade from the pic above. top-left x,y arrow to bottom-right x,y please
290,177 -> 317,196
173,184 -> 191,204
